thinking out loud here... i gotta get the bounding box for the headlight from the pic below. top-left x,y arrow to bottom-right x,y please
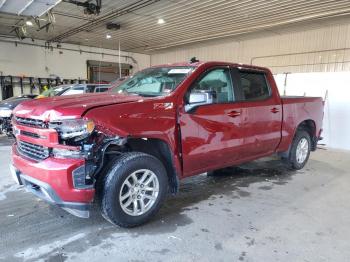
49,118 -> 95,139
0,108 -> 13,118
52,148 -> 86,159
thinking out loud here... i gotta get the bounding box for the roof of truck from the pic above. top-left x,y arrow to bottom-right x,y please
151,61 -> 269,72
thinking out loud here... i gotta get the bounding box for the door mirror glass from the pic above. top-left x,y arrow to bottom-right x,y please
185,91 -> 214,112
189,92 -> 209,104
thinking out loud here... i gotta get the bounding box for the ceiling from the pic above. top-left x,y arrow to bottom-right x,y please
1,0 -> 350,54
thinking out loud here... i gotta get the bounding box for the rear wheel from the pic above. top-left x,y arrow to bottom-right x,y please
284,130 -> 311,170
100,152 -> 168,227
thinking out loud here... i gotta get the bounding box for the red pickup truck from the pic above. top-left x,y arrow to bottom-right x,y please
10,61 -> 324,227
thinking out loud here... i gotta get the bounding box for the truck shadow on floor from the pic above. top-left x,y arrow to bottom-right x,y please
144,158 -> 297,232
81,158 -> 299,236
62,158 -> 299,232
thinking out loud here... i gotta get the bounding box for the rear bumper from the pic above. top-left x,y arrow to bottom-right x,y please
11,144 -> 95,218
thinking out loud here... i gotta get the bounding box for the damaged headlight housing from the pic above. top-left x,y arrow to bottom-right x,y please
0,108 -> 12,118
49,118 -> 95,140
52,148 -> 86,159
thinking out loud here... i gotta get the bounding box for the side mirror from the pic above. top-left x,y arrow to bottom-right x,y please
185,91 -> 214,112
189,92 -> 209,104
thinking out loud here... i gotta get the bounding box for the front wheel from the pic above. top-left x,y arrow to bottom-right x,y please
100,152 -> 168,227
284,130 -> 311,170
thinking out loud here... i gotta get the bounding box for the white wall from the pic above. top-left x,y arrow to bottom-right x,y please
0,39 -> 150,79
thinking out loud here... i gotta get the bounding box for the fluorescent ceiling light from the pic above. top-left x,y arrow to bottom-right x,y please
157,18 -> 165,24
23,0 -> 62,17
18,0 -> 34,15
0,0 -> 62,17
0,0 -> 6,9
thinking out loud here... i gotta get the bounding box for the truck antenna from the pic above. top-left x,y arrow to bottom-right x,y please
190,57 -> 199,63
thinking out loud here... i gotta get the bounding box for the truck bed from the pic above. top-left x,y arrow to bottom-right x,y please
278,96 -> 324,152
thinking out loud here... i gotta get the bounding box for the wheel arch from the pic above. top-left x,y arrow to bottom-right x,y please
279,119 -> 317,159
122,138 -> 180,194
296,119 -> 317,151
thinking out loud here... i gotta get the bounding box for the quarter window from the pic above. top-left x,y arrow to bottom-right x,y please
239,71 -> 270,101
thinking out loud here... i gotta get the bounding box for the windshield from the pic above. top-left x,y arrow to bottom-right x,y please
111,67 -> 194,97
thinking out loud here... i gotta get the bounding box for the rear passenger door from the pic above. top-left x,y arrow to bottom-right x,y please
236,69 -> 282,157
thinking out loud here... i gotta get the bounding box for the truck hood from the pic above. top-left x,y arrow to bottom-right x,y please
13,93 -> 143,121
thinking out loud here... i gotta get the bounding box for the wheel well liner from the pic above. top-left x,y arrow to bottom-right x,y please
125,138 -> 180,194
297,119 -> 317,151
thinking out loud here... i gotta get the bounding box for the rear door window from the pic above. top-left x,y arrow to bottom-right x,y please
238,71 -> 270,101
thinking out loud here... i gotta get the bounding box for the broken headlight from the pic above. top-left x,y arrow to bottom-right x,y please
52,148 -> 86,159
0,108 -> 12,118
49,118 -> 95,140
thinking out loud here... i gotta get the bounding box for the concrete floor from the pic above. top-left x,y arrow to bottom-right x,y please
1,135 -> 350,262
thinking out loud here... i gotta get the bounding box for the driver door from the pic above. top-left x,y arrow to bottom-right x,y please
179,67 -> 245,177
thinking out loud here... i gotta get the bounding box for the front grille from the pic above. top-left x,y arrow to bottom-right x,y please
20,130 -> 40,139
15,116 -> 45,128
17,141 -> 50,161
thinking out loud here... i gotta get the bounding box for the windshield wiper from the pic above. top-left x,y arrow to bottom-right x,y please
128,92 -> 160,97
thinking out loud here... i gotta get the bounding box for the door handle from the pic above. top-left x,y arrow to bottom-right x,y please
271,107 -> 280,113
227,110 -> 241,118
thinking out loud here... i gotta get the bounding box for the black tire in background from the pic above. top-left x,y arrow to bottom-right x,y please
285,129 -> 312,170
100,152 -> 168,227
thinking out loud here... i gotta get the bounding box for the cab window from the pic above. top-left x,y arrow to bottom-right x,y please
238,71 -> 270,101
189,68 -> 234,104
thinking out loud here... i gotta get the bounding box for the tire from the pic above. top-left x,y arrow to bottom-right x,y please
100,152 -> 168,227
285,129 -> 311,170
95,154 -> 120,202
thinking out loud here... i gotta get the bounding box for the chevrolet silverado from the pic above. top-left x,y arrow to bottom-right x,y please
10,61 -> 324,227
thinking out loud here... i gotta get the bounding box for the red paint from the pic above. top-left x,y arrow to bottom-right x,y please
13,123 -> 80,150
12,144 -> 94,202
12,61 -> 324,205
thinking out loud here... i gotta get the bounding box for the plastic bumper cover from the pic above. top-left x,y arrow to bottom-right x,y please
11,144 -> 95,218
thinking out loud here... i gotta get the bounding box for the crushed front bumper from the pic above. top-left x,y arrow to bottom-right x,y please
11,144 -> 95,218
